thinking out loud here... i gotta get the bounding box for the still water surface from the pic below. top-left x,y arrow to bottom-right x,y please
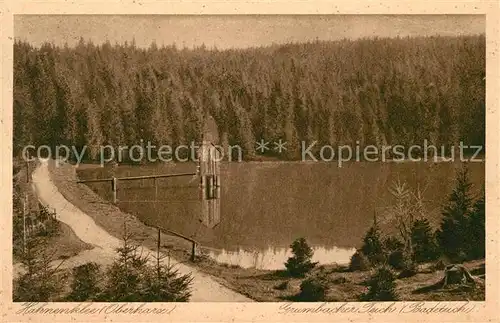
78,161 -> 484,269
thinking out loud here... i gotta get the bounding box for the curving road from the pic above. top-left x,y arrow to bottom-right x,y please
32,159 -> 251,302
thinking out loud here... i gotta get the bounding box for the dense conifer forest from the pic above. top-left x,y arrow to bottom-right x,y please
13,35 -> 485,161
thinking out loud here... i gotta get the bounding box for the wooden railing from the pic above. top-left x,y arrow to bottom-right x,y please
156,225 -> 199,262
77,172 -> 202,261
77,172 -> 198,204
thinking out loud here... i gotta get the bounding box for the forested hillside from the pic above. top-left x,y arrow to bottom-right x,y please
13,35 -> 485,161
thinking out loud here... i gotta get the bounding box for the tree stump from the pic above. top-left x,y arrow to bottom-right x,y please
442,264 -> 477,287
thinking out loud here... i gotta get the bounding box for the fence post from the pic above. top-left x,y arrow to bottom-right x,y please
154,177 -> 158,201
112,177 -> 117,204
191,242 -> 196,262
168,249 -> 171,268
157,226 -> 161,277
26,160 -> 30,183
23,193 -> 27,253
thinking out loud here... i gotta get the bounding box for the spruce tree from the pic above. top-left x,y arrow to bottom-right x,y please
141,264 -> 193,302
13,239 -> 65,301
101,224 -> 149,301
285,237 -> 317,277
411,218 -> 439,263
99,221 -> 193,301
361,216 -> 385,265
437,166 -> 475,261
361,265 -> 399,301
12,36 -> 485,161
466,189 -> 485,260
384,236 -> 405,269
67,262 -> 101,301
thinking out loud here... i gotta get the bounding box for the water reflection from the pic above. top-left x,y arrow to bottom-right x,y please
201,245 -> 357,270
79,161 -> 485,252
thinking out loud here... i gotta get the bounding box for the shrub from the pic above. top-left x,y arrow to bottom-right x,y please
285,238 -> 317,277
67,262 -> 101,301
387,250 -> 406,270
384,236 -> 406,269
411,219 -> 440,263
361,224 -> 385,265
39,217 -> 61,238
349,250 -> 370,271
396,251 -> 419,278
361,266 -> 399,301
298,275 -> 329,301
274,281 -> 289,290
384,236 -> 404,252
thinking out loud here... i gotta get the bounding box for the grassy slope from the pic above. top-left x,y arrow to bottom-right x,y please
49,160 -> 485,302
45,223 -> 94,260
197,259 -> 485,302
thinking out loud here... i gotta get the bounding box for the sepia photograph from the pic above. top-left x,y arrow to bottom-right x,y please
9,13 -> 488,307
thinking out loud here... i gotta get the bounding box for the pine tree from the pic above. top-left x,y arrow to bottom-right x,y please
361,217 -> 385,265
84,99 -> 104,161
361,266 -> 399,301
101,223 -> 149,301
466,189 -> 485,259
12,36 -> 485,161
99,221 -> 193,301
141,264 -> 193,302
349,250 -> 370,271
232,96 -> 256,160
67,262 -> 101,301
411,218 -> 439,263
13,239 -> 65,301
298,273 -> 329,301
384,236 -> 406,269
437,166 -> 475,261
387,180 -> 417,257
282,95 -> 300,159
285,237 -> 317,277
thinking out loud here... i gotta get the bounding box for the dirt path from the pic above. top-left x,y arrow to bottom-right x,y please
32,159 -> 252,302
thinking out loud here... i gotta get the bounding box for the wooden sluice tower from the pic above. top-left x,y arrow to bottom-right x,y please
198,116 -> 222,229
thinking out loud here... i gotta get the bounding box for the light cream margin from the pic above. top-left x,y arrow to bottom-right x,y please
1,1 -> 499,322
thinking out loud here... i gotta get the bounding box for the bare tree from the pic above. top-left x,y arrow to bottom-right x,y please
387,179 -> 427,261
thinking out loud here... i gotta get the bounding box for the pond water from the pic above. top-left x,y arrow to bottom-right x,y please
77,161 -> 485,269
